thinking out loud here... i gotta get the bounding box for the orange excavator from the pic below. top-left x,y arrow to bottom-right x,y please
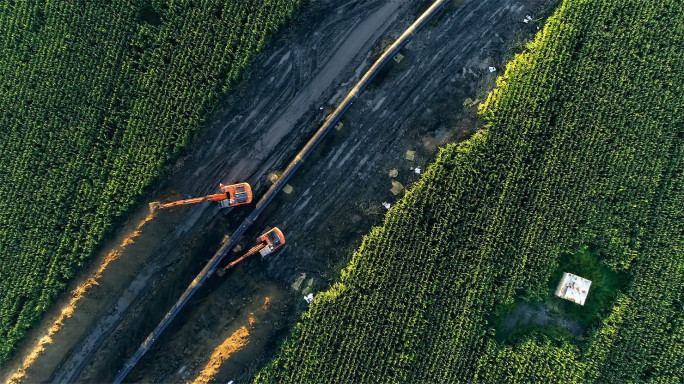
151,183 -> 253,212
217,228 -> 286,276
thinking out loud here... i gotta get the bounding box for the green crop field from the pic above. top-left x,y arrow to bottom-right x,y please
0,0 -> 299,363
255,0 -> 683,382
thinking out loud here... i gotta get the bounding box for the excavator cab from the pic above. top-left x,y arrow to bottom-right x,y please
257,227 -> 286,257
219,182 -> 253,208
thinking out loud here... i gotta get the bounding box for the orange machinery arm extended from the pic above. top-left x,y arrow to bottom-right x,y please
222,243 -> 265,271
156,193 -> 228,210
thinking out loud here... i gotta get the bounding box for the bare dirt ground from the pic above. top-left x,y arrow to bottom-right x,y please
0,0 -> 559,383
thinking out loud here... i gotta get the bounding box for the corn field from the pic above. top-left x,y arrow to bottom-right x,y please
254,0 -> 683,382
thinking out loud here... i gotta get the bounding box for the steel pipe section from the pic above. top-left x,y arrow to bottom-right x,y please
113,0 -> 449,381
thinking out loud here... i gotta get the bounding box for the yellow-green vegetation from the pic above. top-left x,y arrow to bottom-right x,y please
0,0 -> 299,363
255,0 -> 683,382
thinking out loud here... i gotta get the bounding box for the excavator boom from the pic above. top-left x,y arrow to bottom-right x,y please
223,243 -> 265,271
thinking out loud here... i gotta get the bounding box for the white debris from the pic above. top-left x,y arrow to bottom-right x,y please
382,202 -> 391,209
523,15 -> 533,23
227,381 -> 234,384
488,66 -> 497,73
414,167 -> 421,174
554,272 -> 592,306
304,293 -> 314,304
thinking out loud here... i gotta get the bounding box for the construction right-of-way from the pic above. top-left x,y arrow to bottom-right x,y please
112,0 -> 451,381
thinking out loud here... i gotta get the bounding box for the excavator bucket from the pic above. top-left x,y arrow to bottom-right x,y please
149,201 -> 161,213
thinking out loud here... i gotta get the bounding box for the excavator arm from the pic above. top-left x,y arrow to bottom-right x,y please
222,243 -> 265,271
155,193 -> 228,210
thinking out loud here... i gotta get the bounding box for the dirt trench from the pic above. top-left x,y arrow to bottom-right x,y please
0,0 -> 558,383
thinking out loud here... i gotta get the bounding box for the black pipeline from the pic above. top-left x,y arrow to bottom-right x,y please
113,0 -> 450,381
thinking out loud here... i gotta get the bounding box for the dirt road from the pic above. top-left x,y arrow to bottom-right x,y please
0,0 -> 556,382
